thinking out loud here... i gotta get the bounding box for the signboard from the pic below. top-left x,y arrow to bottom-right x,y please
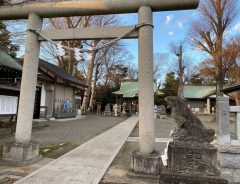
0,95 -> 18,115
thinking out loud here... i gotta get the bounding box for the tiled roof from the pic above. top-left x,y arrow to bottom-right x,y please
221,83 -> 240,93
39,59 -> 86,87
113,81 -> 163,98
0,51 -> 22,71
183,85 -> 216,99
0,52 -> 86,89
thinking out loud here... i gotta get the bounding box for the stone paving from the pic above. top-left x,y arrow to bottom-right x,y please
14,116 -> 138,184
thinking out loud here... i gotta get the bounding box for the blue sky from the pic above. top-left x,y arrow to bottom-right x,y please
6,1 -> 240,78
118,3 -> 240,68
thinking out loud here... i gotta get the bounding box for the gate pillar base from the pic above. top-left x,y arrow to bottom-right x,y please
2,141 -> 41,166
130,150 -> 161,175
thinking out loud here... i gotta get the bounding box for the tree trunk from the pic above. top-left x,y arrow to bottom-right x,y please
68,50 -> 74,74
215,57 -> 224,97
88,63 -> 100,111
214,35 -> 224,97
81,45 -> 97,113
177,45 -> 184,98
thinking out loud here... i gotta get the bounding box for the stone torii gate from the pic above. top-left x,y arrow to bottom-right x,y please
0,0 -> 199,173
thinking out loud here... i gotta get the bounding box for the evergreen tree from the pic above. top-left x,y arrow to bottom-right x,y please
162,72 -> 179,97
0,20 -> 19,57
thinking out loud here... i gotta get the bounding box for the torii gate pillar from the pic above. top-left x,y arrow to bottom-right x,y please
130,6 -> 160,175
2,13 -> 43,166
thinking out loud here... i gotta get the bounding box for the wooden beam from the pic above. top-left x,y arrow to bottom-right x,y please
38,26 -> 138,41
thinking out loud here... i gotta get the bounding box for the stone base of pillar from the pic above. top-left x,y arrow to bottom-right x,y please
216,144 -> 240,183
159,171 -> 227,184
2,141 -> 42,166
130,150 -> 161,175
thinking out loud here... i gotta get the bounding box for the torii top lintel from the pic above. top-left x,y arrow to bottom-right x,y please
0,0 -> 199,20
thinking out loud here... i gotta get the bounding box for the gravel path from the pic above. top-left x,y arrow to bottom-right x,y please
0,115 -> 127,147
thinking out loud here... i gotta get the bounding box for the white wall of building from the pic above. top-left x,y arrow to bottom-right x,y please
40,83 -> 46,106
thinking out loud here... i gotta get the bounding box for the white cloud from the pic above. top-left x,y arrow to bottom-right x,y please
168,31 -> 174,36
223,30 -> 232,37
165,15 -> 174,24
177,21 -> 183,29
232,21 -> 240,31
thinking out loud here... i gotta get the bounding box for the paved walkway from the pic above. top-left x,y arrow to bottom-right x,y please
15,116 -> 138,184
127,137 -> 172,143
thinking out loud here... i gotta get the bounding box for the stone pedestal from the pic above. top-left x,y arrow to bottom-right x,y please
2,141 -> 41,166
160,142 -> 227,184
216,144 -> 240,183
131,151 -> 161,175
167,143 -> 219,175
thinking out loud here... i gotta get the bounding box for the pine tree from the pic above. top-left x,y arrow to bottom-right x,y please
162,72 -> 179,97
0,21 -> 19,57
0,0 -> 19,57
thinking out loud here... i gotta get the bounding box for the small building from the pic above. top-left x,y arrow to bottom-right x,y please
113,80 -> 163,113
0,51 -> 22,96
221,83 -> 240,105
0,51 -> 86,119
183,85 -> 235,114
0,52 -> 22,121
183,85 -> 216,114
37,59 -> 86,118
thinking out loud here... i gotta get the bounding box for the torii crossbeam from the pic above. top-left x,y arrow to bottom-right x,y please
0,0 -> 199,174
0,0 -> 199,19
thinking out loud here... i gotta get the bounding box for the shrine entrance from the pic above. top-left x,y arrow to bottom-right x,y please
0,0 -> 199,174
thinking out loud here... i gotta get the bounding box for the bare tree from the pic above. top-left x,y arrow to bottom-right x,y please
126,63 -> 138,80
102,46 -> 132,87
170,55 -> 198,85
190,0 -> 238,96
88,62 -> 101,111
153,52 -> 169,80
81,41 -> 98,112
169,41 -> 187,98
80,15 -> 120,112
45,16 -> 92,75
